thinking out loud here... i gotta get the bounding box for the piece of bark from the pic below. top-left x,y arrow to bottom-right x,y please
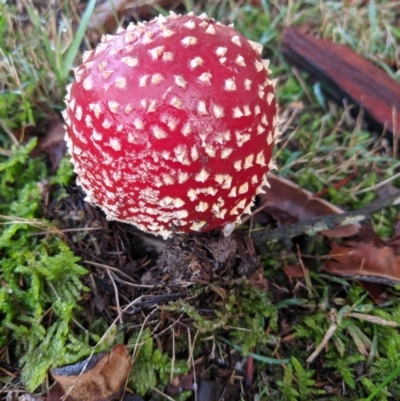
282,27 -> 400,136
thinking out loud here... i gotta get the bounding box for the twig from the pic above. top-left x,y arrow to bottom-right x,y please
150,386 -> 176,401
154,313 -> 185,338
217,380 -> 229,401
170,328 -> 175,383
124,294 -> 186,315
187,327 -> 198,401
30,227 -> 104,236
306,323 -> 337,364
0,118 -> 19,145
354,170 -> 400,195
0,147 -> 12,156
252,193 -> 400,252
344,313 -> 397,327
106,269 -> 123,324
84,260 -> 160,288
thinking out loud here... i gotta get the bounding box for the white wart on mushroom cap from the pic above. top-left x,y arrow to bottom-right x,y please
63,12 -> 279,238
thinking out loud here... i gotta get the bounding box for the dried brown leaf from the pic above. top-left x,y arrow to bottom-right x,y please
248,267 -> 269,290
18,395 -> 45,401
48,344 -> 131,401
36,119 -> 67,172
88,1 -> 179,40
283,264 -> 305,279
261,173 -> 360,237
356,281 -> 387,306
322,242 -> 400,286
167,374 -> 194,396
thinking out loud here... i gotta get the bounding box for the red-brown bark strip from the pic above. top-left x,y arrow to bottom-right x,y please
282,27 -> 400,136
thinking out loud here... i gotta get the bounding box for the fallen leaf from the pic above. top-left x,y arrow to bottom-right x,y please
356,282 -> 387,306
373,183 -> 399,200
321,241 -> 400,286
48,344 -> 131,401
36,118 -> 67,172
248,268 -> 269,290
18,395 -> 45,401
88,0 -> 134,37
167,374 -> 194,396
319,225 -> 395,304
47,383 -> 69,401
88,0 -> 178,41
259,173 -> 360,237
283,264 -> 306,279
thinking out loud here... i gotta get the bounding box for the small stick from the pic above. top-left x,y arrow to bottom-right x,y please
306,323 -> 337,364
252,193 -> 400,252
106,269 -> 123,324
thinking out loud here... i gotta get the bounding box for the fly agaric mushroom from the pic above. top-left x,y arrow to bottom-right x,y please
63,12 -> 280,238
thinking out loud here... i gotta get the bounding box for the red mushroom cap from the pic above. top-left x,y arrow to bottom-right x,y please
63,12 -> 279,238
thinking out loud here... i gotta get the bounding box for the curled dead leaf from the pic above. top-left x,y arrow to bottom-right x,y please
49,344 -> 131,401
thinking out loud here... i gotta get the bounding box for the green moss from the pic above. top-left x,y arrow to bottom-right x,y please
0,140 -> 90,390
275,357 -> 325,400
50,156 -> 74,187
167,281 -> 278,356
128,328 -> 189,396
326,352 -> 365,389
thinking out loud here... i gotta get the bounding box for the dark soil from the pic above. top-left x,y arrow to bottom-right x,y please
43,183 -> 276,401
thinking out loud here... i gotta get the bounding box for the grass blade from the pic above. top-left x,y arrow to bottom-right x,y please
218,337 -> 289,365
24,6 -> 62,87
365,363 -> 400,401
62,0 -> 97,82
